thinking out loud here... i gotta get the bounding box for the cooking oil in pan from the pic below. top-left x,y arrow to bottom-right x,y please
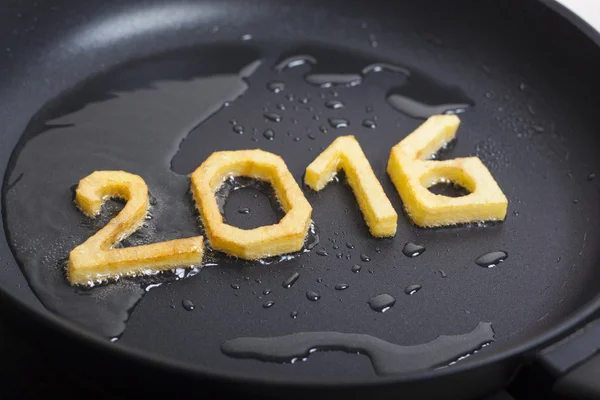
220,322 -> 495,376
273,46 -> 472,119
2,39 -> 511,376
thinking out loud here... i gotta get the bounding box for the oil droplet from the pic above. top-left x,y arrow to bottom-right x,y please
306,291 -> 321,301
231,283 -> 240,290
293,137 -> 301,142
306,74 -> 362,88
255,279 -> 262,284
404,284 -> 422,295
263,300 -> 275,309
233,125 -> 244,134
308,133 -> 317,140
263,289 -> 272,295
329,118 -> 349,129
402,242 -> 426,258
475,251 -> 508,268
351,264 -> 362,273
387,94 -> 470,119
368,294 -> 395,312
346,242 -> 354,249
573,199 -> 579,204
316,249 -> 328,256
241,34 -> 253,41
264,112 -> 282,122
360,254 -> 371,262
335,283 -> 349,291
263,129 -> 275,140
274,54 -> 317,71
362,119 -> 376,129
336,253 -> 343,259
325,100 -> 344,109
299,97 -> 310,104
362,63 -> 409,75
145,283 -> 162,292
238,207 -> 250,214
182,299 -> 195,311
267,81 -> 286,93
282,272 -> 300,288
369,33 -> 378,48
588,173 -> 596,181
316,277 -> 323,283
290,311 -> 298,319
276,103 -> 286,111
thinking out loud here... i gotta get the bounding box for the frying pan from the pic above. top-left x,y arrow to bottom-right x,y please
1,0 -> 600,398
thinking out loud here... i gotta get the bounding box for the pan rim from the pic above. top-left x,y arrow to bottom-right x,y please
0,0 -> 598,391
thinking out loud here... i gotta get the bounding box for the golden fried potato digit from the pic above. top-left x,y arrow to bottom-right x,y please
305,135 -> 397,237
387,115 -> 508,227
68,171 -> 204,285
190,150 -> 312,260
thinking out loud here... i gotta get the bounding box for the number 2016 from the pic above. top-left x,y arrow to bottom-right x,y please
67,115 -> 508,285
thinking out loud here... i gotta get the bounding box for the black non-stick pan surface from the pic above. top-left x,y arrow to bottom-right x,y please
2,0 -> 600,398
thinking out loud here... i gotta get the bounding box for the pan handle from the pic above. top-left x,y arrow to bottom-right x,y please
510,319 -> 600,399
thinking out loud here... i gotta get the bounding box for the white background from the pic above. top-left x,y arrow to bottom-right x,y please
557,0 -> 600,31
